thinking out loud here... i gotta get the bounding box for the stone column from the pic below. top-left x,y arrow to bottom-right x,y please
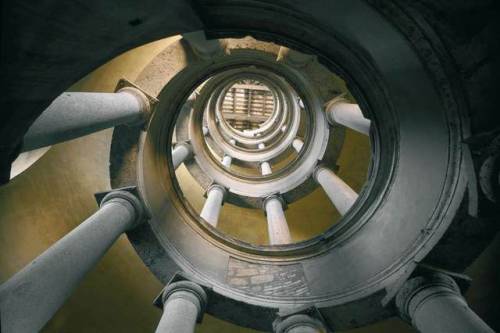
200,184 -> 226,227
314,166 -> 358,215
292,138 -> 304,153
202,126 -> 209,136
261,161 -> 272,176
22,88 -> 151,152
325,100 -> 370,136
396,273 -> 494,333
0,190 -> 144,333
156,281 -> 208,333
172,142 -> 193,170
274,314 -> 326,333
264,196 -> 291,245
222,154 -> 232,168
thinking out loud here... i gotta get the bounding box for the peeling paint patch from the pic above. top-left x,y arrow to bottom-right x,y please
226,257 -> 310,297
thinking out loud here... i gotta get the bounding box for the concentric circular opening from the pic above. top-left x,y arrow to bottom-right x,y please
219,79 -> 276,135
111,7 -> 466,325
167,38 -> 372,248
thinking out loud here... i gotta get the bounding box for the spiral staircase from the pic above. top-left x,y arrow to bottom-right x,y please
1,1 -> 499,332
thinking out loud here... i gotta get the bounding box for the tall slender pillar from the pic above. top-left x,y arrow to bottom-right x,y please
261,161 -> 272,176
22,88 -> 151,152
0,190 -> 144,333
263,196 -> 291,245
396,273 -> 494,333
200,184 -> 226,227
202,126 -> 209,136
292,138 -> 304,153
325,100 -> 370,136
156,281 -> 208,333
172,142 -> 193,170
222,154 -> 232,168
314,166 -> 358,215
274,314 -> 326,333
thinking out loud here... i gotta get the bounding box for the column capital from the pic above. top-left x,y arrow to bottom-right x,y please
205,183 -> 227,199
312,164 -> 328,183
273,314 -> 326,333
174,141 -> 193,153
324,95 -> 348,125
396,273 -> 461,322
262,194 -> 287,211
117,86 -> 150,117
292,138 -> 304,152
114,78 -> 158,124
160,281 -> 208,322
260,161 -> 272,176
100,190 -> 145,228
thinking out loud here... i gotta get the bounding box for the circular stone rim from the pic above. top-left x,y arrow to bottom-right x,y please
132,11 -> 463,306
185,62 -> 329,197
111,5 -> 466,328
213,77 -> 283,142
200,69 -> 300,161
171,47 -> 344,208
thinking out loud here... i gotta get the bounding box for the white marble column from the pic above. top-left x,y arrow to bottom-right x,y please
396,273 -> 494,333
325,100 -> 370,135
261,161 -> 272,176
292,138 -> 304,153
314,166 -> 358,215
156,281 -> 208,333
200,184 -> 226,227
172,142 -> 193,170
22,88 -> 151,152
202,126 -> 209,136
222,154 -> 232,168
264,196 -> 291,245
0,190 -> 144,333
